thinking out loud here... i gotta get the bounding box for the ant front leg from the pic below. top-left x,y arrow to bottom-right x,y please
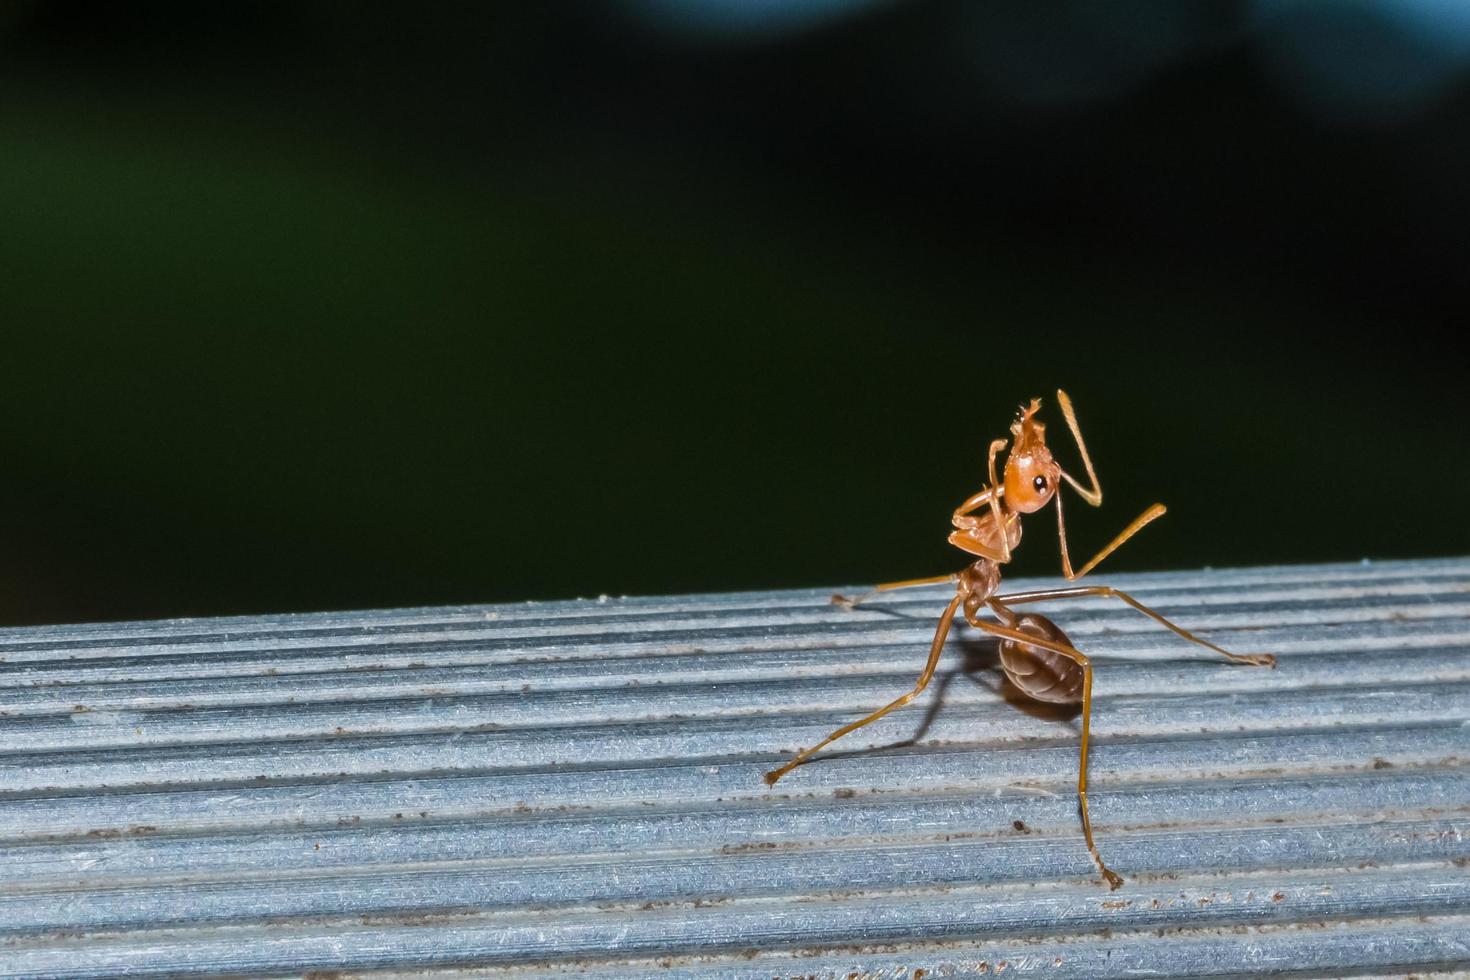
997,585 -> 1276,668
949,442 -> 1012,548
1053,488 -> 1168,582
766,593 -> 964,785
982,438 -> 1012,562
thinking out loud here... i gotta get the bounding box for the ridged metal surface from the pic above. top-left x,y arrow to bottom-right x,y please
1,557 -> 1468,978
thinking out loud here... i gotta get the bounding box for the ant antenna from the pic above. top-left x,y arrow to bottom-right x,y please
1055,389 -> 1102,507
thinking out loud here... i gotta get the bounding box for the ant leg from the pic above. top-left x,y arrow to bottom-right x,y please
970,613 -> 1124,890
984,438 -> 1012,561
1055,489 -> 1167,581
996,585 -> 1275,668
946,449 -> 1017,563
833,573 -> 957,609
952,480 -> 1004,531
950,442 -> 1013,550
765,592 -> 964,786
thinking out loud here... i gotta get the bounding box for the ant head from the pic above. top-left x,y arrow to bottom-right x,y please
1004,398 -> 1062,513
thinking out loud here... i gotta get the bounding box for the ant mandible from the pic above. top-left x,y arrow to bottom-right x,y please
763,390 -> 1276,890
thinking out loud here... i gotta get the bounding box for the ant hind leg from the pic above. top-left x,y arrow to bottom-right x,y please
766,592 -> 964,784
969,615 -> 1124,890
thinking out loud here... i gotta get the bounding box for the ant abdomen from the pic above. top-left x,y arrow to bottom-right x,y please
998,613 -> 1085,705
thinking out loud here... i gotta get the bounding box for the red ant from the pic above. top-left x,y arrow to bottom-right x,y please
763,390 -> 1275,889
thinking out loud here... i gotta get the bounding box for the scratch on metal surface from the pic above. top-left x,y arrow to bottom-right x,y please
1,558 -> 1469,977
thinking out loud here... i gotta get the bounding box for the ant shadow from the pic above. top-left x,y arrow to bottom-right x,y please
916,635 -> 1082,737
821,601 -> 1081,762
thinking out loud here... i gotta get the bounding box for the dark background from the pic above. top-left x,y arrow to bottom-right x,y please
2,1 -> 1466,626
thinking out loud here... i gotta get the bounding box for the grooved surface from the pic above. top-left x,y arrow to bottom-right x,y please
2,558 -> 1469,977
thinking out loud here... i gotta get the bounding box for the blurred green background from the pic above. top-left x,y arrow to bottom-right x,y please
1,2 -> 1467,625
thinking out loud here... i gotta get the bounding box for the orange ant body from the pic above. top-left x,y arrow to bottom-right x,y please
763,390 -> 1275,889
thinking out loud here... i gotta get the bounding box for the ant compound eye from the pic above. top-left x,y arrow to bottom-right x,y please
1032,475 -> 1047,492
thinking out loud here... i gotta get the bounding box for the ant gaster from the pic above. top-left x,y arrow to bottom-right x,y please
763,390 -> 1275,890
